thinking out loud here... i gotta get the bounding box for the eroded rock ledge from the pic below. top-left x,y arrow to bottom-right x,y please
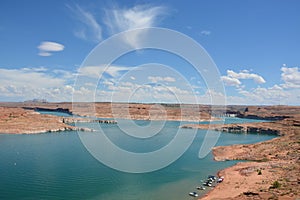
180,122 -> 283,135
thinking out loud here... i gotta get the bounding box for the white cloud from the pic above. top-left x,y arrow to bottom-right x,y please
221,69 -> 266,87
201,30 -> 211,36
38,52 -> 52,57
281,67 -> 300,88
68,4 -> 103,42
232,84 -> 299,105
221,76 -> 241,86
104,5 -> 166,33
38,41 -> 64,56
95,81 -> 199,104
77,65 -> 131,78
2,64 -> 299,105
0,68 -> 64,88
68,4 -> 165,46
220,67 -> 300,105
104,5 -> 166,48
22,66 -> 48,72
0,68 -> 74,101
148,76 -> 176,83
227,70 -> 266,84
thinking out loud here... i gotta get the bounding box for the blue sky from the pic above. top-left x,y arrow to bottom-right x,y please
0,0 -> 299,104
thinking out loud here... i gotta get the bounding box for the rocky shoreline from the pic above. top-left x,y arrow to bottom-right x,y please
1,103 -> 299,199
199,117 -> 300,199
180,121 -> 282,136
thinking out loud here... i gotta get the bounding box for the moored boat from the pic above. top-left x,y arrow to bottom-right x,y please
189,192 -> 199,197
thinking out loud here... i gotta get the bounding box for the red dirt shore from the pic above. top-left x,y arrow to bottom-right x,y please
0,107 -> 77,134
1,103 -> 299,199
198,117 -> 300,199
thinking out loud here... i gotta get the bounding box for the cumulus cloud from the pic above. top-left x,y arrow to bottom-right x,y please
221,69 -> 266,86
222,66 -> 300,105
68,4 -> 103,42
227,70 -> 266,84
0,68 -> 74,101
281,67 -> 300,88
233,84 -> 299,105
93,80 -> 200,103
221,76 -> 241,86
38,41 -> 64,56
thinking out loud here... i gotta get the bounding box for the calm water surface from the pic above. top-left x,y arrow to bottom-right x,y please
0,115 -> 275,200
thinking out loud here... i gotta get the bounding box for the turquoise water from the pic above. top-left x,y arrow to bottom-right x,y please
37,110 -> 73,117
0,117 -> 275,200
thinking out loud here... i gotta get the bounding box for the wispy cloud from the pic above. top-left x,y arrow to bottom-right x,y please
148,76 -> 176,83
38,41 -> 64,56
77,65 -> 131,78
68,3 -> 166,46
200,30 -> 211,36
103,4 -> 166,48
68,4 -> 103,42
22,66 -> 48,72
104,5 -> 166,34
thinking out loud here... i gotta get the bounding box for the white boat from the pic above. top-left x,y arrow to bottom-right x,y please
217,178 -> 223,183
189,192 -> 199,197
203,181 -> 213,187
197,186 -> 206,190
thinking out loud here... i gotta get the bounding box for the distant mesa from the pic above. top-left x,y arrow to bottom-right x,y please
24,99 -> 48,103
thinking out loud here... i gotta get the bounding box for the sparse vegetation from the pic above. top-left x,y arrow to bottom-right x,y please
257,169 -> 262,175
270,181 -> 281,189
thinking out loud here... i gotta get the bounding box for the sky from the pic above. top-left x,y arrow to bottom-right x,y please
0,0 -> 299,105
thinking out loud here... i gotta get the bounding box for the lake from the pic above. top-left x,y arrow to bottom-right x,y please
0,115 -> 275,200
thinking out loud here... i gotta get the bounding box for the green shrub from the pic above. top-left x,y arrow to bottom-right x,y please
271,181 -> 281,189
257,169 -> 262,175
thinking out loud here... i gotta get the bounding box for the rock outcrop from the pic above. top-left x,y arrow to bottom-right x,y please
181,122 -> 282,135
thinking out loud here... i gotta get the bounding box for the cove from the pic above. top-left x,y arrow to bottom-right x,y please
0,115 -> 275,200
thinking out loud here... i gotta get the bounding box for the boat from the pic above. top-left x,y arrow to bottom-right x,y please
189,192 -> 199,197
217,176 -> 224,183
203,182 -> 212,187
197,186 -> 206,190
207,175 -> 217,180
